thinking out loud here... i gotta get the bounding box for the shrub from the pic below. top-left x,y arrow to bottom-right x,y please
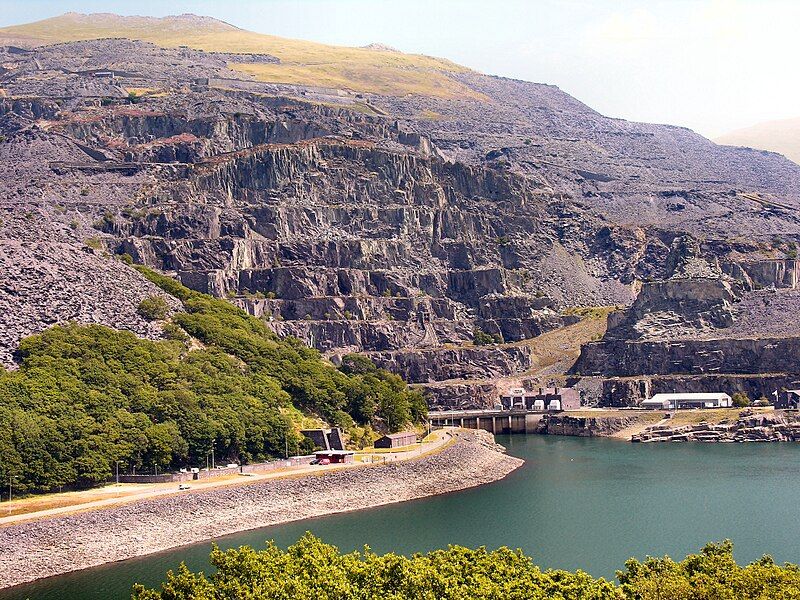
161,322 -> 188,342
137,296 -> 170,321
731,392 -> 750,407
84,237 -> 102,250
473,327 -> 502,346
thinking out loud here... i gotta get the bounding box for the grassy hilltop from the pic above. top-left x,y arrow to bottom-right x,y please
0,12 -> 480,98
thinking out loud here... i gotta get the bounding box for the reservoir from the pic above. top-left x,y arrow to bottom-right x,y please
4,435 -> 800,599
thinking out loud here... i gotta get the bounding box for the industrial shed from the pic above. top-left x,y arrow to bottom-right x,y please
641,393 -> 732,410
374,431 -> 418,449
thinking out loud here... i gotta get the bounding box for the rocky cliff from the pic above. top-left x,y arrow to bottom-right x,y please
573,237 -> 800,405
3,19 -> 800,407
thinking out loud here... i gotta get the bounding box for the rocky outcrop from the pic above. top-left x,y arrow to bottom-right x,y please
572,237 -> 800,407
632,411 -> 800,442
366,345 -> 536,384
733,258 -> 800,290
417,381 -> 500,410
575,336 -> 800,378
0,240 -> 180,366
536,413 -> 644,436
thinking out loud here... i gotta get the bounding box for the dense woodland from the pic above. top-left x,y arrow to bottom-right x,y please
132,536 -> 800,599
0,266 -> 426,495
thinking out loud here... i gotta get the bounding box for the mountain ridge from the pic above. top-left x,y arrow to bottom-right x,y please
716,116 -> 800,166
0,12 -> 476,98
2,14 -> 800,410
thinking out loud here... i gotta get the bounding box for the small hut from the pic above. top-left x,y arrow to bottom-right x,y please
374,431 -> 418,449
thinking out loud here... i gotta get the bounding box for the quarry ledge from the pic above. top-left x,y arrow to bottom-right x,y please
0,429 -> 522,590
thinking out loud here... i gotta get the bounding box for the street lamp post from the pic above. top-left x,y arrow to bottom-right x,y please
7,475 -> 18,515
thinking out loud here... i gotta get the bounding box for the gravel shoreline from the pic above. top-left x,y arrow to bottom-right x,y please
0,429 -> 523,590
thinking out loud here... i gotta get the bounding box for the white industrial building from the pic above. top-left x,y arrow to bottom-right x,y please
641,392 -> 732,410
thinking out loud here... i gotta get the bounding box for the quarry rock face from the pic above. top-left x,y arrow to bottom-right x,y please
3,36 -> 800,408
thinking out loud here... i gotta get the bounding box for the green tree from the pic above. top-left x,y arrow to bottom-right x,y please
473,326 -> 502,346
1,267 -> 427,495
133,537 -> 800,600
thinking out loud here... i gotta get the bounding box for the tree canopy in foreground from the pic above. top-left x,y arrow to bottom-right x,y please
132,535 -> 800,600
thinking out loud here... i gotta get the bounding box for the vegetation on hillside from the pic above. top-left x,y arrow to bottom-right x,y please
0,268 -> 425,495
132,536 -> 800,599
0,13 -> 482,99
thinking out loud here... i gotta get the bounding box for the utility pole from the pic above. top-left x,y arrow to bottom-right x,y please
115,461 -> 121,485
285,430 -> 289,459
212,440 -> 216,470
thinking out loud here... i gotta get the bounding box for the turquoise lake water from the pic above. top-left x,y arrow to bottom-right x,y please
3,434 -> 800,599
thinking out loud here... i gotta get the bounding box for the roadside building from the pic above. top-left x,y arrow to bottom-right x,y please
499,386 -> 581,411
534,387 -> 581,411
500,387 -> 528,409
374,431 -> 417,449
777,390 -> 800,409
641,392 -> 732,410
314,450 -> 355,464
641,397 -> 673,410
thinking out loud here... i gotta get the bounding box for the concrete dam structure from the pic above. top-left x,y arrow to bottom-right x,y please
429,410 -> 545,434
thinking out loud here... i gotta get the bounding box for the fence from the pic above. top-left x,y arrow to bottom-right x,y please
115,455 -> 315,484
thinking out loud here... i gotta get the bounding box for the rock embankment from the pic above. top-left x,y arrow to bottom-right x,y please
537,413 -> 646,437
632,411 -> 800,442
0,429 -> 522,590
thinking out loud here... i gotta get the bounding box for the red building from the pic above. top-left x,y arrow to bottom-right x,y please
313,450 -> 355,464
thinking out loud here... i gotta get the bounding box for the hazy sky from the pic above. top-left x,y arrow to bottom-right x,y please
2,0 -> 798,138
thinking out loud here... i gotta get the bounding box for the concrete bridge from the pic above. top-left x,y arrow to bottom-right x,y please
429,409 -> 545,434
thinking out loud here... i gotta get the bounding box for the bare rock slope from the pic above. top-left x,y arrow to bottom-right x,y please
2,16 -> 800,405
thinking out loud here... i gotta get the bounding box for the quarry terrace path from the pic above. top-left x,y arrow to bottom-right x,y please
0,429 -> 523,590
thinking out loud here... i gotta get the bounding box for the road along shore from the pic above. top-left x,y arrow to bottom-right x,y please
0,429 -> 523,590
